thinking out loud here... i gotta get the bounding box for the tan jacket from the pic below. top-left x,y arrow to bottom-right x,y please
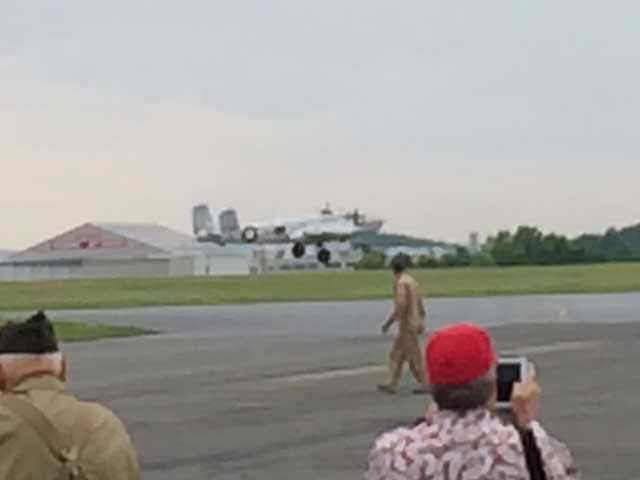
0,375 -> 140,480
392,272 -> 426,334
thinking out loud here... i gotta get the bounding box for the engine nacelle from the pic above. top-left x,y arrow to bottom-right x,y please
241,226 -> 259,243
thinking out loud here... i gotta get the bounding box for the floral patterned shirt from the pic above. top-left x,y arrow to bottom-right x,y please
366,409 -> 579,480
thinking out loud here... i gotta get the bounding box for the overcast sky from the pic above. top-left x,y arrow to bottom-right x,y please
2,1 -> 639,249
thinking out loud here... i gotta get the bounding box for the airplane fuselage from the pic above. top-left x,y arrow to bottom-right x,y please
242,213 -> 383,245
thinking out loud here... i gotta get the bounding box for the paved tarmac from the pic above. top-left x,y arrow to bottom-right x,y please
46,291 -> 640,335
41,293 -> 640,479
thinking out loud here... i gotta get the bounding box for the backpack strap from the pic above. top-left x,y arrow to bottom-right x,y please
0,394 -> 83,478
518,426 -> 548,480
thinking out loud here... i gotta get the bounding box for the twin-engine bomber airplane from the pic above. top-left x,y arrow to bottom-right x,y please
192,203 -> 384,265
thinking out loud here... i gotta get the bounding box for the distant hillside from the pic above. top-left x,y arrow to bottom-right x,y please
573,223 -> 640,261
351,231 -> 453,249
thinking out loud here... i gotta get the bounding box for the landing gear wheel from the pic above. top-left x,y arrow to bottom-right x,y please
241,226 -> 259,243
317,248 -> 331,265
292,242 -> 306,258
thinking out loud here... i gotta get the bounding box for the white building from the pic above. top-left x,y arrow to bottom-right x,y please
0,223 -> 253,282
469,232 -> 481,254
249,242 -> 361,273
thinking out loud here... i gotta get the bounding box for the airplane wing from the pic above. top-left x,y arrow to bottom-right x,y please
290,222 -> 356,243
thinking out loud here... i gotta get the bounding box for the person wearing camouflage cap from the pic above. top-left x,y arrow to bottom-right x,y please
0,311 -> 140,479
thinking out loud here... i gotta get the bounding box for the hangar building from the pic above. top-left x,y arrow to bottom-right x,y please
0,222 -> 253,282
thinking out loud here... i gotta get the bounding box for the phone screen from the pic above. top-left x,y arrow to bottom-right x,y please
496,362 -> 522,403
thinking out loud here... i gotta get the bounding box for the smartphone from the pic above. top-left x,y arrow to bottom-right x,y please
495,357 -> 528,410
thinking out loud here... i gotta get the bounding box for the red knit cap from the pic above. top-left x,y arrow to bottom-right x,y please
425,323 -> 497,385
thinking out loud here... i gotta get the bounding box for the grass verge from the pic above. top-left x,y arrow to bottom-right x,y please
0,263 -> 639,311
0,319 -> 157,342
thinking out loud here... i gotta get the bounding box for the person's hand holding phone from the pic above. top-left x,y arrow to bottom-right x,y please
511,362 -> 541,429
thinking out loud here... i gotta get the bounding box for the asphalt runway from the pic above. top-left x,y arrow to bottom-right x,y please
45,293 -> 640,479
45,291 -> 640,335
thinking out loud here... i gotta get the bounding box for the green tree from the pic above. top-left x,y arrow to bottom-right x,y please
439,254 -> 457,267
470,252 -> 496,266
356,251 -> 386,270
514,226 -> 544,263
454,246 -> 471,267
601,228 -> 632,260
417,255 -> 439,268
539,234 -> 569,264
486,222 -> 640,267
489,230 -> 527,266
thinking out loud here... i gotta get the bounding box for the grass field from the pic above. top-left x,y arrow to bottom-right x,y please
0,319 -> 156,342
1,263 -> 640,311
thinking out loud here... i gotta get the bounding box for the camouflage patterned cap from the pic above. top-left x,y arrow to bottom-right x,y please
0,310 -> 59,354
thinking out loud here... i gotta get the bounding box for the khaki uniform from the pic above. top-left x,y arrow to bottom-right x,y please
385,273 -> 427,388
0,375 -> 140,479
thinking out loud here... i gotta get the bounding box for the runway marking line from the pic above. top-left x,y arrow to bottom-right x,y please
503,340 -> 602,355
268,365 -> 385,384
266,341 -> 601,385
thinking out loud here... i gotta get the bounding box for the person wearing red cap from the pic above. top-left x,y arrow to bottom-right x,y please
366,322 -> 579,480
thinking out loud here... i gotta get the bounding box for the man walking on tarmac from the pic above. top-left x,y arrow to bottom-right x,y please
378,255 -> 429,394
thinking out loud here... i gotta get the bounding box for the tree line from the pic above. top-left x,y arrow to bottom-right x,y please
356,222 -> 640,269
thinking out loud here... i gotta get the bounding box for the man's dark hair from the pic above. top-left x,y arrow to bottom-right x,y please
391,254 -> 410,274
431,374 -> 494,413
0,310 -> 59,354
